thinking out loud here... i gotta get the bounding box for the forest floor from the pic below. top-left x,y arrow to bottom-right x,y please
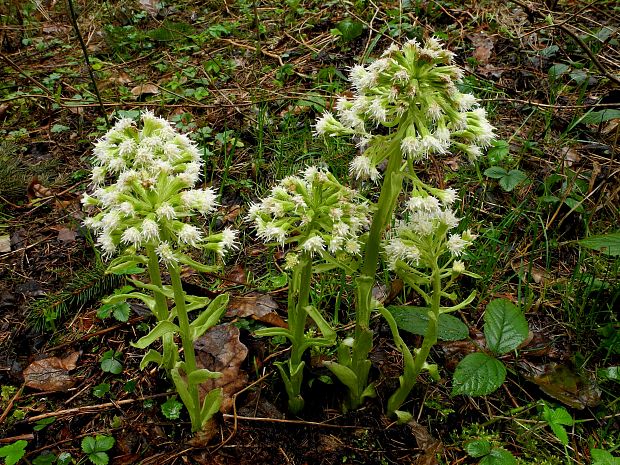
0,1 -> 619,464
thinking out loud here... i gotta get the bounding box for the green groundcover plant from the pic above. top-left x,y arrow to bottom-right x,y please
83,112 -> 238,432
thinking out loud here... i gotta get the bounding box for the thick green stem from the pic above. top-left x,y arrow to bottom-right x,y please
168,262 -> 201,430
146,245 -> 169,321
386,259 -> 442,414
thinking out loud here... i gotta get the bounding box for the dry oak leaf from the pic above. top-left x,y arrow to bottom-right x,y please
23,351 -> 80,391
195,324 -> 248,413
226,292 -> 287,328
468,32 -> 494,65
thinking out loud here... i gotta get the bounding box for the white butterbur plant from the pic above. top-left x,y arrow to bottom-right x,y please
249,167 -> 370,413
314,38 -> 493,413
83,111 -> 238,432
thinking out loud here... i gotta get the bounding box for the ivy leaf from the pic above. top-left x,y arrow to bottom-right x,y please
0,440 -> 28,465
387,306 -> 469,341
161,397 -> 183,420
334,18 -> 364,42
452,353 -> 506,396
498,169 -> 527,192
484,299 -> 529,355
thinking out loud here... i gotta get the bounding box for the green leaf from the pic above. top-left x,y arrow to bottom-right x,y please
335,18 -> 364,42
33,416 -> 56,431
51,124 -> 70,133
498,169 -> 527,192
92,383 -> 110,398
393,410 -> 412,424
57,452 -> 73,465
139,349 -> 163,370
465,439 -> 491,458
200,388 -> 222,425
591,449 -> 620,465
542,404 -> 573,446
484,299 -> 529,355
578,232 -> 620,256
100,350 -> 123,375
564,197 -> 584,213
452,353 -> 507,396
87,451 -> 110,465
0,440 -> 28,465
597,366 -> 620,383
480,448 -> 517,465
81,436 -> 96,454
187,368 -> 221,385
387,306 -> 469,341
32,452 -> 56,465
486,140 -> 510,164
161,397 -> 183,420
323,361 -> 359,393
548,63 -> 570,77
483,166 -> 508,179
132,321 -> 179,349
580,109 -> 620,125
97,302 -> 130,322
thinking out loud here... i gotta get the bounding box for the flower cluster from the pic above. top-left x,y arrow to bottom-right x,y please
248,167 -> 371,265
314,38 -> 495,181
384,190 -> 476,271
82,112 -> 238,261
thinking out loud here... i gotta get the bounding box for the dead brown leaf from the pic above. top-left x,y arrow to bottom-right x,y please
226,292 -> 287,328
23,352 -> 80,391
195,324 -> 249,413
0,235 -> 10,253
138,0 -> 160,17
468,32 -> 494,65
408,419 -> 442,465
561,146 -> 581,167
50,225 -> 77,243
222,204 -> 242,224
519,361 -> 601,409
131,83 -> 160,98
222,264 -> 248,287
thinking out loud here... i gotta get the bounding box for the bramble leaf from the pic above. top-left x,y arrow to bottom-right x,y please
484,299 -> 529,355
452,353 -> 506,396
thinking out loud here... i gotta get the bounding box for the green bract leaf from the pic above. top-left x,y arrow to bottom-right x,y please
578,232 -> 620,256
0,440 -> 28,465
484,299 -> 529,355
498,169 -> 527,192
591,449 -> 620,465
480,448 -> 517,465
161,397 -> 183,420
452,353 -> 507,396
465,439 -> 491,458
387,306 -> 469,341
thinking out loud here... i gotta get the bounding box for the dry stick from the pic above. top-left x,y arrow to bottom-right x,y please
0,384 -> 24,425
66,0 -> 109,127
0,52 -> 52,96
0,434 -> 34,444
21,391 -> 174,423
221,413 -> 371,430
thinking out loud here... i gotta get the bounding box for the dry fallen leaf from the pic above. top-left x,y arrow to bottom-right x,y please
561,146 -> 581,167
222,264 -> 248,287
0,235 -> 10,253
408,419 -> 442,465
222,204 -> 242,224
131,83 -> 160,98
195,324 -> 249,413
138,0 -> 160,17
23,352 -> 80,391
468,32 -> 494,65
226,292 -> 287,328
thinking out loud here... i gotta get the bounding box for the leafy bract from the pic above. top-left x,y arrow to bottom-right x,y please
452,353 -> 506,396
484,299 -> 529,355
387,306 -> 469,341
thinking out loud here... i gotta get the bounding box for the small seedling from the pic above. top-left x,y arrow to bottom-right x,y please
33,416 -> 56,431
484,166 -> 527,192
465,438 -> 517,465
541,403 -> 574,446
81,435 -> 115,465
100,350 -> 123,375
92,383 -> 110,398
161,396 -> 184,420
0,440 -> 27,465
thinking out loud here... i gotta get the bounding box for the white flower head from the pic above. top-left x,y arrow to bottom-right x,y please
218,227 -> 239,257
178,224 -> 203,247
349,155 -> 380,182
301,234 -> 325,256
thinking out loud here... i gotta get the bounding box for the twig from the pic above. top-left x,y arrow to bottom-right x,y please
0,434 -> 34,444
66,0 -> 109,127
221,413 -> 372,430
21,392 -> 173,423
0,384 -> 24,425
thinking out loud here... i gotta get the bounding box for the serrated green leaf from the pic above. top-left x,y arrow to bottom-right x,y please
387,306 -> 469,341
499,169 -> 527,192
484,299 -> 529,355
452,353 -> 507,396
484,166 -> 508,179
578,232 -> 620,256
480,448 -> 517,465
465,439 -> 491,458
597,366 -> 620,382
161,397 -> 183,420
0,440 -> 28,465
57,452 -> 73,465
87,451 -> 109,465
112,302 -> 130,322
543,404 -> 572,446
487,140 -> 510,163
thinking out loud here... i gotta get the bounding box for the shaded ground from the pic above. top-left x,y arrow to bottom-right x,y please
1,0 -> 619,463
